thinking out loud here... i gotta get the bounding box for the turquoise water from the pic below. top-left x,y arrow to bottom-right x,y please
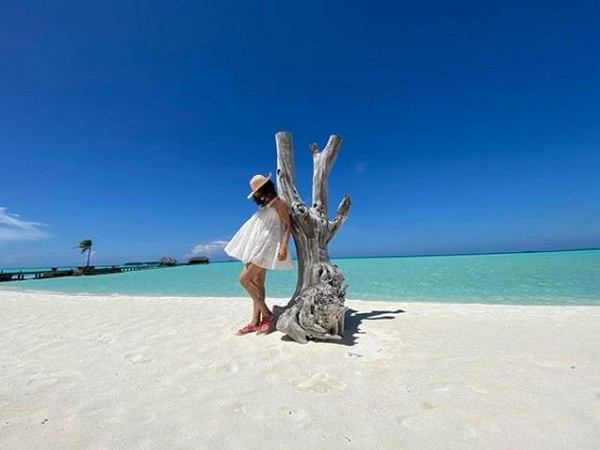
1,250 -> 599,305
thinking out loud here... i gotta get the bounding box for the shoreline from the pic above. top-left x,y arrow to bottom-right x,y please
1,285 -> 599,307
1,291 -> 599,449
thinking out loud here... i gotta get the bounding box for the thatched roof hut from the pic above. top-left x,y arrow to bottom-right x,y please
188,256 -> 210,265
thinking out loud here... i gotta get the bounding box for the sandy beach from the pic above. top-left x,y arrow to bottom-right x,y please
1,290 -> 599,449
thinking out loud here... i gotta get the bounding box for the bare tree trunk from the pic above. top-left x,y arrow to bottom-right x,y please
275,132 -> 351,344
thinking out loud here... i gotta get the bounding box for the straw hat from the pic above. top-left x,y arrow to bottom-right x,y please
247,173 -> 272,199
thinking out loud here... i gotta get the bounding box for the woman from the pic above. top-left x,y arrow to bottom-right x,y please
224,173 -> 294,334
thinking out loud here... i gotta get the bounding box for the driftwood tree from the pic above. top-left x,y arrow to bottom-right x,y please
275,131 -> 351,344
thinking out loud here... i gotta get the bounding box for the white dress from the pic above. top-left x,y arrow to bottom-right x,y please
225,198 -> 294,270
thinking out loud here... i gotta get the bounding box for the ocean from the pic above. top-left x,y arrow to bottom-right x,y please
1,250 -> 599,305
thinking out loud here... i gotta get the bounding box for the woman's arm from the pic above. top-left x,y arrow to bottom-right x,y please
273,198 -> 291,260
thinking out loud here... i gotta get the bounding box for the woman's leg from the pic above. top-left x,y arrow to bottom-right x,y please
239,263 -> 269,325
252,269 -> 269,322
251,269 -> 274,333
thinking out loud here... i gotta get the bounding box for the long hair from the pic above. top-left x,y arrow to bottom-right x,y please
252,179 -> 277,206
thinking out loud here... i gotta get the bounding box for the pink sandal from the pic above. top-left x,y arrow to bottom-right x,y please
237,323 -> 259,335
257,316 -> 274,334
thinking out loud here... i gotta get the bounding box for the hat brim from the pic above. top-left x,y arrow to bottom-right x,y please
246,173 -> 272,199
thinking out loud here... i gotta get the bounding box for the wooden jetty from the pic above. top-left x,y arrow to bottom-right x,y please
0,263 -> 168,283
0,259 -> 211,283
0,267 -> 74,282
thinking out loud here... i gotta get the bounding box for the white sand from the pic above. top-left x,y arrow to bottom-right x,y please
1,290 -> 599,450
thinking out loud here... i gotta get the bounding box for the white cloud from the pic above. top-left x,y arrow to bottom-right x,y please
191,240 -> 229,256
0,207 -> 49,243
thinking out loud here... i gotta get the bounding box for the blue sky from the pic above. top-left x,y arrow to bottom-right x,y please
1,0 -> 599,267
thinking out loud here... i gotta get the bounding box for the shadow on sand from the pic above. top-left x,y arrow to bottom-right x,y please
272,304 -> 405,346
340,307 -> 405,346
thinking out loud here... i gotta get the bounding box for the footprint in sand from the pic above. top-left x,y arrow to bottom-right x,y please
469,384 -> 490,394
139,410 -> 158,425
400,416 -> 422,430
394,413 -> 413,425
295,373 -> 347,394
76,405 -> 106,418
424,381 -> 453,392
25,369 -> 83,393
123,352 -> 152,364
25,376 -> 59,393
162,363 -> 205,394
234,402 -> 309,421
209,360 -> 239,374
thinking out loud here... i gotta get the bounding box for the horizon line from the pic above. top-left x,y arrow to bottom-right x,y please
2,247 -> 598,271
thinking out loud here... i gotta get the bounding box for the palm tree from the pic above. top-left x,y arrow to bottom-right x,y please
76,239 -> 93,267
159,256 -> 177,266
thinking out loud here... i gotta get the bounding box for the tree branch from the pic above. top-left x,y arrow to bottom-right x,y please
275,131 -> 301,205
312,135 -> 342,218
322,134 -> 342,170
327,195 -> 351,244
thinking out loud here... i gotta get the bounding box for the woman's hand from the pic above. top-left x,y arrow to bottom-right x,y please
277,245 -> 288,261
